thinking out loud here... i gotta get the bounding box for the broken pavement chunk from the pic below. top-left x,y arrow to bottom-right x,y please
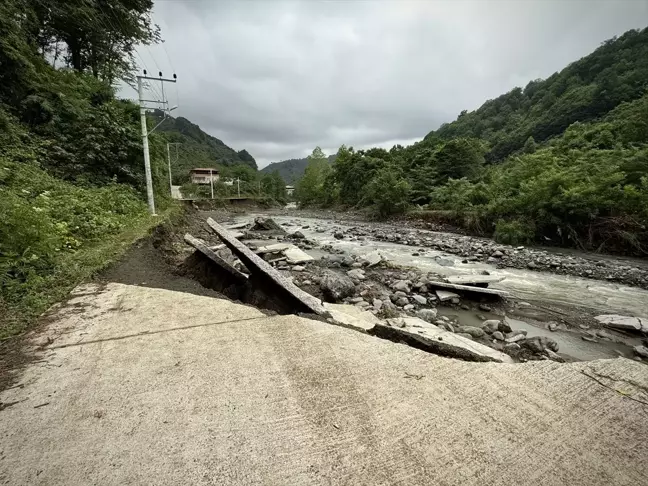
206,218 -> 327,316
375,318 -> 513,363
284,247 -> 315,264
426,279 -> 509,298
594,314 -> 647,333
323,303 -> 379,333
436,290 -> 460,302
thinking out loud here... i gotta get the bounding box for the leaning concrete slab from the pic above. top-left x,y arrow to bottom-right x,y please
206,218 -> 328,316
426,279 -> 510,297
184,234 -> 247,282
376,317 -> 514,363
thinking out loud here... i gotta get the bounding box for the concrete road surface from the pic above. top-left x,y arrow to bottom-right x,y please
1,283 -> 647,485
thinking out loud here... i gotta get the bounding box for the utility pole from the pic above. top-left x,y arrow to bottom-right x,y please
210,169 -> 214,199
137,70 -> 178,215
166,142 -> 180,196
237,178 -> 241,198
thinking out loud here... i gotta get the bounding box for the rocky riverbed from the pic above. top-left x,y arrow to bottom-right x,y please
287,211 -> 648,289
202,212 -> 648,364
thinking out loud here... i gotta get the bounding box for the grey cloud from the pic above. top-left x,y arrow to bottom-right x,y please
130,0 -> 648,167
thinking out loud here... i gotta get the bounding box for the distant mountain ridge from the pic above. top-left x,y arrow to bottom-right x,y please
149,110 -> 257,183
261,154 -> 336,184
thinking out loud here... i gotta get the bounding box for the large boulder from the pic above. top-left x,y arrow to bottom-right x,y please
481,320 -> 501,334
521,336 -> 559,354
250,217 -> 285,233
320,271 -> 355,302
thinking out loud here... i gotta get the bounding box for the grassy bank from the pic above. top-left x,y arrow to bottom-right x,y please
0,159 -> 183,339
0,205 -> 181,340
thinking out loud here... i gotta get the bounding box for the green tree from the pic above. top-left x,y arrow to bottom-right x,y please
523,136 -> 537,154
435,138 -> 487,183
295,147 -> 330,206
361,165 -> 411,217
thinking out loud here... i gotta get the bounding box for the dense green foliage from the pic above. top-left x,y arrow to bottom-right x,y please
150,110 -> 258,184
0,0 -> 176,337
296,28 -> 648,253
261,153 -> 336,184
427,28 -> 648,162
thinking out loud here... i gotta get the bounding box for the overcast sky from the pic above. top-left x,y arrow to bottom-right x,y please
123,0 -> 648,168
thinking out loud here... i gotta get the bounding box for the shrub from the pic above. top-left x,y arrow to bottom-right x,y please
494,219 -> 536,245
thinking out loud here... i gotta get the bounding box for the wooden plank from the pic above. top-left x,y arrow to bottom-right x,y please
206,218 -> 328,316
426,279 -> 509,297
184,234 -> 248,282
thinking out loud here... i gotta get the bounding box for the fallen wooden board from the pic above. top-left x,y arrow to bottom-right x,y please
206,218 -> 328,316
446,275 -> 505,286
426,279 -> 509,297
184,234 -> 248,283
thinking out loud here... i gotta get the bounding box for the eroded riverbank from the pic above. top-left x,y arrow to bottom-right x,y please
214,210 -> 648,362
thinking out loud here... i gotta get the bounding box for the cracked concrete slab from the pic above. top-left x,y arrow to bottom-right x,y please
1,283 -> 647,485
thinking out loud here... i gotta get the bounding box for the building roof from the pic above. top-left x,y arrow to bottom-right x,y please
190,168 -> 219,172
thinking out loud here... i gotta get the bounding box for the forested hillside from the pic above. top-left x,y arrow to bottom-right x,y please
261,154 -> 336,184
0,0 -> 176,338
296,28 -> 648,255
427,28 -> 648,162
150,110 -> 257,183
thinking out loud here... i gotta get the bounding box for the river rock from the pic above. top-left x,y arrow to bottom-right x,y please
396,297 -> 409,307
545,349 -> 565,362
290,231 -> 305,239
522,336 -> 559,354
391,280 -> 411,292
250,217 -> 285,232
492,331 -> 504,341
320,272 -> 355,302
412,294 -> 427,305
415,308 -> 438,323
498,320 -> 513,334
492,250 -> 504,258
373,298 -> 383,310
403,304 -> 415,311
334,231 -> 344,239
482,319 -> 501,334
292,265 -> 305,272
346,269 -> 366,280
456,326 -> 485,339
505,333 -> 526,344
504,342 -> 521,352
